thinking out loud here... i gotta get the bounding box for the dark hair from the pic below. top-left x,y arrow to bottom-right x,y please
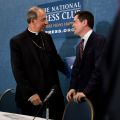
74,11 -> 94,28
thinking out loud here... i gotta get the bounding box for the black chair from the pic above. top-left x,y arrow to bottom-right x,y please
62,97 -> 94,120
0,88 -> 21,113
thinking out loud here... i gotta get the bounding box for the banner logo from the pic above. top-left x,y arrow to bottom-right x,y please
39,0 -> 83,37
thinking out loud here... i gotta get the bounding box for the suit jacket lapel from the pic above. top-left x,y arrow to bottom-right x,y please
82,32 -> 95,60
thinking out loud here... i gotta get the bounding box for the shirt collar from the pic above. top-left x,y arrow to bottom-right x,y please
81,29 -> 93,49
28,28 -> 39,35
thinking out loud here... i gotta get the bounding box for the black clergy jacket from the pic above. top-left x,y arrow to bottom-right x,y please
70,31 -> 106,109
10,29 -> 66,106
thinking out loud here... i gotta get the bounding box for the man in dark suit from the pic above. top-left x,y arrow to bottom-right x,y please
10,6 -> 67,120
66,11 -> 105,119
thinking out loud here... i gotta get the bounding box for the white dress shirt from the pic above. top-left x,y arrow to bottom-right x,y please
81,29 -> 93,50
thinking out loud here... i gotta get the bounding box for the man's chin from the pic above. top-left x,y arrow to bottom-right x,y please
74,32 -> 78,35
40,27 -> 45,32
41,29 -> 44,31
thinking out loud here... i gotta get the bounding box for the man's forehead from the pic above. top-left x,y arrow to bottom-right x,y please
38,10 -> 45,17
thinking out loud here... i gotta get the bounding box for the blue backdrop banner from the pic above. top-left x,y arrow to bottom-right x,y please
38,0 -> 83,38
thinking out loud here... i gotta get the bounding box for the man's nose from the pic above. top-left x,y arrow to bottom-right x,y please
45,20 -> 48,25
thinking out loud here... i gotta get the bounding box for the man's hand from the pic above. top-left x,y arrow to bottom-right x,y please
28,94 -> 42,106
66,89 -> 76,102
73,92 -> 86,102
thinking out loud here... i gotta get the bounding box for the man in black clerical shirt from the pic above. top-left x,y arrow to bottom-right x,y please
10,6 -> 67,120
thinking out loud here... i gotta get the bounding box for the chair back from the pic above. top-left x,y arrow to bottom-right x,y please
0,88 -> 20,113
62,97 -> 94,120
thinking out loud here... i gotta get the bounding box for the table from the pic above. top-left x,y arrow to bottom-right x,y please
0,111 -> 48,120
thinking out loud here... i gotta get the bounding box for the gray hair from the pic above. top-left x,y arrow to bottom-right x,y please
27,6 -> 44,23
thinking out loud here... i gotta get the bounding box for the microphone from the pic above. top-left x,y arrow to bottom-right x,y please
32,85 -> 57,120
43,85 -> 57,103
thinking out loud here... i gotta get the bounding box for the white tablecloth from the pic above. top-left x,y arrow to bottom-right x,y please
0,111 -> 48,120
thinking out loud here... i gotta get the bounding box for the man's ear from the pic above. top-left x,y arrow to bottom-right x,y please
31,19 -> 35,23
83,19 -> 88,27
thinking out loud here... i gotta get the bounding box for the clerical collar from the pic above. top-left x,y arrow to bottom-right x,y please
28,28 -> 39,35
